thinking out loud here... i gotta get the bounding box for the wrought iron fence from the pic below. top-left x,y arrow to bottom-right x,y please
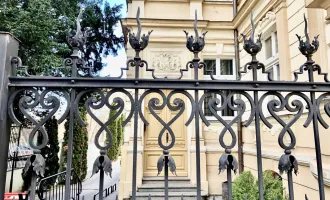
3,5 -> 328,200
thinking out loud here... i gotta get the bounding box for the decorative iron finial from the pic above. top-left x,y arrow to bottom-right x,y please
67,5 -> 90,56
157,150 -> 177,176
91,150 -> 113,177
305,194 -> 309,200
296,14 -> 319,59
278,150 -> 298,175
128,7 -> 153,52
183,10 -> 208,53
219,149 -> 238,174
241,13 -> 262,57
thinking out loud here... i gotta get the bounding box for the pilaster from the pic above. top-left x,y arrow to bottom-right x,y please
273,0 -> 292,80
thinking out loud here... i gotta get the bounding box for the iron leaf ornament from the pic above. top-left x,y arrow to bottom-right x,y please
91,150 -> 113,177
183,10 -> 208,53
23,149 -> 45,177
157,153 -> 177,176
278,150 -> 298,175
241,13 -> 262,57
296,14 -> 319,58
218,149 -> 238,174
128,7 -> 153,52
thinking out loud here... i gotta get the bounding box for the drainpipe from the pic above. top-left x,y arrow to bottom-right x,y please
233,0 -> 244,174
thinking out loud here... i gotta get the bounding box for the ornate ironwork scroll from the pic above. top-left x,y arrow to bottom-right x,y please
4,5 -> 330,200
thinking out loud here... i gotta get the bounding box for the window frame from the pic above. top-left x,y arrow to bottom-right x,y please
202,57 -> 236,120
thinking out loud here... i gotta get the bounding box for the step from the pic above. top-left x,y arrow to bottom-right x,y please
132,191 -> 208,200
138,184 -> 197,192
142,177 -> 191,185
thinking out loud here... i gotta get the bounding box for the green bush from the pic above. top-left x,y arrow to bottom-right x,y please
61,107 -> 88,182
232,171 -> 287,200
106,108 -> 124,161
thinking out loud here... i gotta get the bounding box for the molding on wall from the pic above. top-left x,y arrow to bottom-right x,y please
243,147 -> 314,167
309,159 -> 330,187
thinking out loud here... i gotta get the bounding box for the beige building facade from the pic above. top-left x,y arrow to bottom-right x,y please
119,0 -> 330,199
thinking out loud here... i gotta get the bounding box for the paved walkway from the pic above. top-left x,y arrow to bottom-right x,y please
81,143 -> 120,200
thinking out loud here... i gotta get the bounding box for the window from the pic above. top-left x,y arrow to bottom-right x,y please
265,37 -> 273,59
203,58 -> 235,118
266,64 -> 280,81
264,31 -> 278,62
263,29 -> 280,81
203,58 -> 235,80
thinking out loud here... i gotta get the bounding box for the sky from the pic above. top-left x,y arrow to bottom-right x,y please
100,0 -> 128,77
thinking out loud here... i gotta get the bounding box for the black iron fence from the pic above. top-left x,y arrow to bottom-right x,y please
37,169 -> 82,200
1,5 -> 328,200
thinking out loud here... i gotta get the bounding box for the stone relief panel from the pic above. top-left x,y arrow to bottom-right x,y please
152,53 -> 181,72
145,51 -> 186,79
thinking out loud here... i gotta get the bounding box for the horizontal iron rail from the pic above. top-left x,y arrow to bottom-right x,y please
8,77 -> 330,92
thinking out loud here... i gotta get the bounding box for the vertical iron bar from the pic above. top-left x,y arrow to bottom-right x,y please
307,64 -> 325,200
311,91 -> 325,200
132,56 -> 140,199
99,168 -> 104,200
9,151 -> 17,192
164,154 -> 169,200
254,90 -> 264,200
227,168 -> 232,200
194,55 -> 202,200
65,88 -> 76,200
287,169 -> 294,200
30,172 -> 37,200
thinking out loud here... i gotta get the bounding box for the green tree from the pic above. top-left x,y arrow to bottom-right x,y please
106,109 -> 118,161
61,108 -> 88,182
232,171 -> 287,200
0,0 -> 124,74
116,115 -> 124,157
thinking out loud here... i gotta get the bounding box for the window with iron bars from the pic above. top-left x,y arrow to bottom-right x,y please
203,58 -> 235,119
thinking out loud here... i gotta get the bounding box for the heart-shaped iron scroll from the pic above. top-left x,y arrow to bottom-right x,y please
74,89 -> 134,150
8,89 -> 70,149
199,91 -> 254,150
139,90 -> 194,150
260,92 -> 313,150
316,92 -> 330,129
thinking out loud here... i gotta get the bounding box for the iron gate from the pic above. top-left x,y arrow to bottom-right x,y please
1,6 -> 328,200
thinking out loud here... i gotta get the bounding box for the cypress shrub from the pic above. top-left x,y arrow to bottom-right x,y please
106,108 -> 118,161
61,107 -> 89,182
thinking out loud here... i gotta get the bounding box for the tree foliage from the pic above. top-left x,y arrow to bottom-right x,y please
232,171 -> 287,200
61,108 -> 88,182
0,0 -> 124,74
106,109 -> 124,161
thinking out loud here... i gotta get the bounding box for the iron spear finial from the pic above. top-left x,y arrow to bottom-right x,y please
183,10 -> 207,53
241,12 -> 262,57
127,7 -> 153,52
296,14 -> 319,59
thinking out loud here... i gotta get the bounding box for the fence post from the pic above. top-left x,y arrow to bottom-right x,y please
0,32 -> 19,198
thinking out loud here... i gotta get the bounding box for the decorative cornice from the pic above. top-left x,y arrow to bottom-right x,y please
255,11 -> 276,35
122,18 -> 233,29
309,159 -> 330,187
273,0 -> 287,14
237,0 -> 278,42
